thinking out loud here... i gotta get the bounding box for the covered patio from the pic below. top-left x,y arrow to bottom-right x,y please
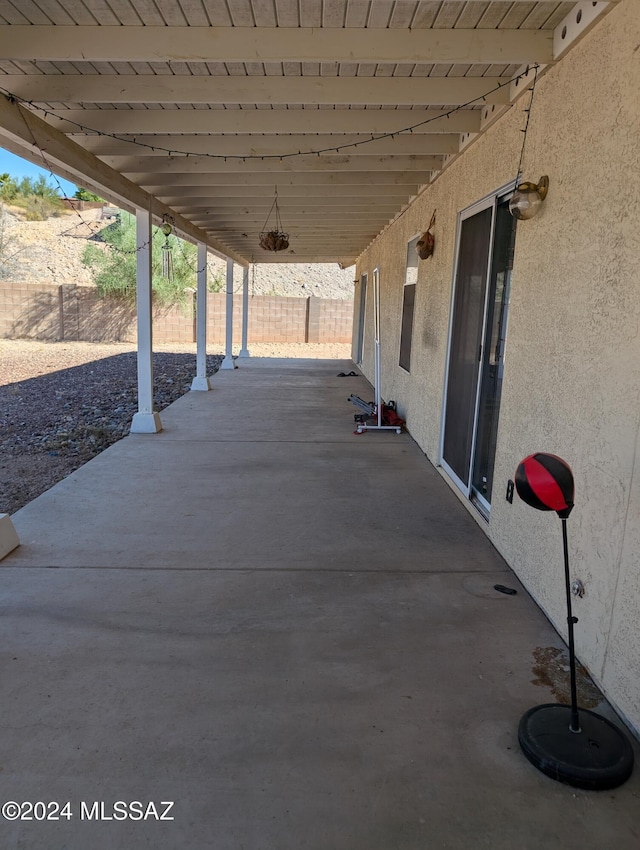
0,2 -> 638,845
1,358 -> 638,848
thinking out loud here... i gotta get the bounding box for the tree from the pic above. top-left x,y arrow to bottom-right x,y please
75,187 -> 105,202
0,172 -> 18,201
0,173 -> 64,219
82,211 -> 223,305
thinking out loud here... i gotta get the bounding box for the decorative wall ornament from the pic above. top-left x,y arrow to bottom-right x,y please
259,187 -> 289,252
416,210 -> 436,260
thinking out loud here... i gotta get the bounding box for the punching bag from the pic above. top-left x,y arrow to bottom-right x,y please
515,452 -> 574,518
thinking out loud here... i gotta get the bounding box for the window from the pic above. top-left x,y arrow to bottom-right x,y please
399,236 -> 419,372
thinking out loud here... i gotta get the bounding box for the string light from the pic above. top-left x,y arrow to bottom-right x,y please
0,64 -> 541,265
0,65 -> 538,164
514,67 -> 539,187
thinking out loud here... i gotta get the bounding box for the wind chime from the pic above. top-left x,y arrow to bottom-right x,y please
259,187 -> 289,252
160,214 -> 175,280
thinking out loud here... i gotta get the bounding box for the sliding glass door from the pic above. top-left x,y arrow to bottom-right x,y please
441,191 -> 516,515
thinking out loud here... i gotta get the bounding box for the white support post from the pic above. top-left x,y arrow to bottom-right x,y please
191,242 -> 212,391
130,207 -> 162,433
0,513 -> 19,561
220,257 -> 236,370
238,265 -> 251,358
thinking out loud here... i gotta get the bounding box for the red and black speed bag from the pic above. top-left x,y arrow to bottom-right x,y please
515,453 -> 574,517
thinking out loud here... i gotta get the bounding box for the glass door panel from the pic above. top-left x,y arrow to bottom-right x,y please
442,207 -> 493,489
471,200 -> 515,507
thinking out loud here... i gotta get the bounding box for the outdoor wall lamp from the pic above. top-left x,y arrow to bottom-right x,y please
509,176 -> 549,220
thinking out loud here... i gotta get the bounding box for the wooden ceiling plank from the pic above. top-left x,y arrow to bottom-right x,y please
109,153 -> 442,172
1,74 -> 512,105
94,0 -> 144,25
0,25 -> 553,65
74,132 -> 461,156
41,106 -> 481,133
134,170 -> 432,186
160,183 -> 412,195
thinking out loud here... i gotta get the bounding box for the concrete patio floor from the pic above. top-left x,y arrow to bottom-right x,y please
1,357 -> 638,850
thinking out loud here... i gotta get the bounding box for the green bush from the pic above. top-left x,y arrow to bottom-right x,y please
75,187 -> 105,202
0,173 -> 18,201
82,211 -> 224,306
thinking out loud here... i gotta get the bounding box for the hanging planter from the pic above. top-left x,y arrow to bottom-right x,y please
259,188 -> 290,252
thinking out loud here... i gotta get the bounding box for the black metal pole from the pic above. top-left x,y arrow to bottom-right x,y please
561,517 -> 581,733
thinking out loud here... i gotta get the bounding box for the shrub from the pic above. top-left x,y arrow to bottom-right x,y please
75,187 -> 105,202
1,174 -> 65,219
82,211 -> 223,305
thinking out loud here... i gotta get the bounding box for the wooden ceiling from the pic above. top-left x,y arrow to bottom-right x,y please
0,1 -> 616,266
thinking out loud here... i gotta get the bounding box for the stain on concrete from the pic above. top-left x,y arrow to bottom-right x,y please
532,646 -> 602,708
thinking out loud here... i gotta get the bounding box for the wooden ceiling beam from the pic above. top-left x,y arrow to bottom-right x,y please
2,75 -> 511,106
0,26 -> 553,65
110,154 -> 442,173
40,108 -> 481,136
75,133 -> 461,158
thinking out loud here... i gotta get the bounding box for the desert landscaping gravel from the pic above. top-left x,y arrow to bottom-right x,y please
0,339 -> 351,515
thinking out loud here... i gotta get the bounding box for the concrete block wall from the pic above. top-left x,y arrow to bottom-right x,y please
0,282 -> 61,340
153,302 -> 195,345
76,288 -> 137,343
315,299 -> 353,344
0,282 -> 353,345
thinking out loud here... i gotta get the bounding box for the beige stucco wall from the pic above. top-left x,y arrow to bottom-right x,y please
353,0 -> 640,733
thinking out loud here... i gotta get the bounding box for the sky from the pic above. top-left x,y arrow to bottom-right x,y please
0,147 -> 79,196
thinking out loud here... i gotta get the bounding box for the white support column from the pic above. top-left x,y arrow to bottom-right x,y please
191,241 -> 212,391
220,257 -> 237,370
238,265 -> 251,358
130,207 -> 162,433
0,513 -> 19,561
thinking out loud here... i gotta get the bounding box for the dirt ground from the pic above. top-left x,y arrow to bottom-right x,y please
0,339 -> 351,514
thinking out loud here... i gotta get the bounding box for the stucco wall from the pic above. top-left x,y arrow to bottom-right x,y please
353,0 -> 640,733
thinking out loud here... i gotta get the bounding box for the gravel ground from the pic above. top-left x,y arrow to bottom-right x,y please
0,339 -> 351,515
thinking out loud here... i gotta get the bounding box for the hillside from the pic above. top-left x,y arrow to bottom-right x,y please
0,206 -> 355,299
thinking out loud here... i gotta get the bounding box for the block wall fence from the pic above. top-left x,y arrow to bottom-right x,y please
0,283 -> 353,345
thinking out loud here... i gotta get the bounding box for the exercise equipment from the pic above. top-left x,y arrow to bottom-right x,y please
515,452 -> 634,789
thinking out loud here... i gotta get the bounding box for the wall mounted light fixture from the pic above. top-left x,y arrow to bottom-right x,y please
509,176 -> 549,220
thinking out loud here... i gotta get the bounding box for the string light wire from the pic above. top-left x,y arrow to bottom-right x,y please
514,65 -> 540,185
0,66 -> 537,163
0,65 -> 539,267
